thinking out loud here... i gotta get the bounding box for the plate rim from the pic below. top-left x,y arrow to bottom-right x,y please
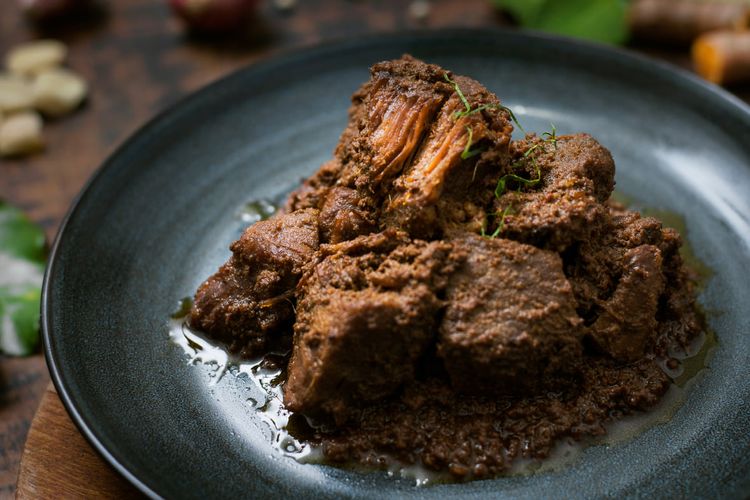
41,27 -> 750,499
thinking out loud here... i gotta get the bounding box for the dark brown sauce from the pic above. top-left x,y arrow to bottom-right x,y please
169,196 -> 716,485
169,299 -> 716,484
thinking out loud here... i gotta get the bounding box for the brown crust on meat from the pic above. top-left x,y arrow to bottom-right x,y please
188,55 -> 706,480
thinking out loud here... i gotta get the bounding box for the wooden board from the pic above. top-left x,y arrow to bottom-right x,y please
15,385 -> 142,499
0,356 -> 49,498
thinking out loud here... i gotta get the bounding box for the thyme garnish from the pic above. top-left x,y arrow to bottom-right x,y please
443,73 -> 472,114
542,123 -> 558,149
443,73 -> 525,133
481,205 -> 512,239
484,142 -> 544,238
494,144 -> 542,198
443,73 -> 551,239
444,74 -> 483,163
462,126 -> 484,161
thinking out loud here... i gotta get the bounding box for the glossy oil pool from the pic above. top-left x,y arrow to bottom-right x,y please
168,196 -> 715,485
168,312 -> 715,486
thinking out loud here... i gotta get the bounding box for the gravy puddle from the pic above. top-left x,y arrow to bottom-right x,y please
168,307 -> 715,486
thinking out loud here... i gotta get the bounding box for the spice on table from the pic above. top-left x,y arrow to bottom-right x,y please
0,111 -> 45,157
628,0 -> 750,45
32,68 -> 88,117
0,39 -> 89,158
5,39 -> 68,76
692,30 -> 750,85
168,0 -> 261,33
0,74 -> 34,114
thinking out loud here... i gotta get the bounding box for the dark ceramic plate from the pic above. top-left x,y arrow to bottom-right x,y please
43,30 -> 750,498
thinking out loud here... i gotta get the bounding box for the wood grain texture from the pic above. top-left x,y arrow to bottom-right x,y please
0,357 -> 48,499
16,385 -> 142,499
0,0 -> 748,497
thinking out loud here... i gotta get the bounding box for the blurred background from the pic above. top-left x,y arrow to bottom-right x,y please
1,0 -> 749,496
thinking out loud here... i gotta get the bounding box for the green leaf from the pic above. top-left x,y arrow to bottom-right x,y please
0,200 -> 46,356
493,0 -> 629,45
0,200 -> 46,264
0,285 -> 41,356
494,0 -> 548,25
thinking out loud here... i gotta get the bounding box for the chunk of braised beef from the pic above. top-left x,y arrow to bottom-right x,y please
589,244 -> 665,362
438,235 -> 583,396
491,134 -> 615,251
189,209 -> 319,357
284,231 -> 459,424
318,186 -> 377,243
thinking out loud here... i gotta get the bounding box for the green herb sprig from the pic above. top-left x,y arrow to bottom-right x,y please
461,126 -> 484,161
494,143 -> 542,198
444,73 -> 471,115
483,125 -> 560,239
481,205 -> 512,239
443,73 -> 525,133
542,123 -> 558,149
443,75 -> 559,239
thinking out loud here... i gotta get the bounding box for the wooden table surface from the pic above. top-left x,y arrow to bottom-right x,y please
1,0 -> 748,497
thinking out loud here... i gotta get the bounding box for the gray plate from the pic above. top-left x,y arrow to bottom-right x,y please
43,30 -> 750,498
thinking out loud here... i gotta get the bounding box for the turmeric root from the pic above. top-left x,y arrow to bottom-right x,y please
692,30 -> 750,85
629,0 -> 750,45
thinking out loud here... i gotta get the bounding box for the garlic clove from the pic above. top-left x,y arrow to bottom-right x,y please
0,111 -> 45,157
6,39 -> 68,77
0,74 -> 35,114
32,68 -> 88,117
